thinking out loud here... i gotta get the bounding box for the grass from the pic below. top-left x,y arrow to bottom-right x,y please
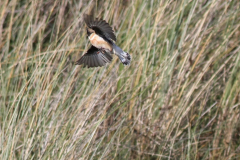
0,0 -> 240,159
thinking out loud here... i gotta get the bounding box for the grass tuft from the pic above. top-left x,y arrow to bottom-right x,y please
1,0 -> 240,159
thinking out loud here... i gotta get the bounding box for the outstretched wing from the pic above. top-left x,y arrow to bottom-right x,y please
83,14 -> 116,42
75,45 -> 112,68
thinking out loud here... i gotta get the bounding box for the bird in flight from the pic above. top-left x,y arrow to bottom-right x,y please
76,14 -> 131,68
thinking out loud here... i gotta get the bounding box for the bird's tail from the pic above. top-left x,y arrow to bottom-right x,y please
112,44 -> 131,65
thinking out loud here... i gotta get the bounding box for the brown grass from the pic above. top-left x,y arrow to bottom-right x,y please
0,0 -> 240,159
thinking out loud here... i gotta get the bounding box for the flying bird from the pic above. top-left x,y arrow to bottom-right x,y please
76,14 -> 131,68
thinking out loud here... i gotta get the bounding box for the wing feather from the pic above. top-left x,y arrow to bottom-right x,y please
75,46 -> 113,68
84,14 -> 116,42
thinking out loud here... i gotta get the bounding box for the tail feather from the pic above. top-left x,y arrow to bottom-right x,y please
112,44 -> 131,65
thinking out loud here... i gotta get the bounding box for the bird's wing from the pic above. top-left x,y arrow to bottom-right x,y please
75,45 -> 112,68
83,14 -> 116,42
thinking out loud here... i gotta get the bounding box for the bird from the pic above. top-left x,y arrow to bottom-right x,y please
75,14 -> 131,68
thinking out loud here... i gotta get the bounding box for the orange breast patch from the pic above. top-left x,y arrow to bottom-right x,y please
89,33 -> 112,51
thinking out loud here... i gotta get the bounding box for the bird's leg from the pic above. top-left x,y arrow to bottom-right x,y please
100,48 -> 106,53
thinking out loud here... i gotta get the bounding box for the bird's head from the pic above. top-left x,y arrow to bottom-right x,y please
86,28 -> 95,36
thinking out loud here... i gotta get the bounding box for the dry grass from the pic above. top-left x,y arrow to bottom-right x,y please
0,0 -> 240,159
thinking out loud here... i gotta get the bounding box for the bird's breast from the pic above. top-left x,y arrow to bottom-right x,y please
89,33 -> 112,52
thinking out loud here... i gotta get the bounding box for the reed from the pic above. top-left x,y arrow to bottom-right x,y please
0,0 -> 239,159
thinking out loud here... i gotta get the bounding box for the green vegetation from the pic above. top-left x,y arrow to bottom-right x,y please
1,0 -> 240,159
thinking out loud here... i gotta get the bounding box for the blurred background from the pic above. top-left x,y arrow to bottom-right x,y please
0,0 -> 240,159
